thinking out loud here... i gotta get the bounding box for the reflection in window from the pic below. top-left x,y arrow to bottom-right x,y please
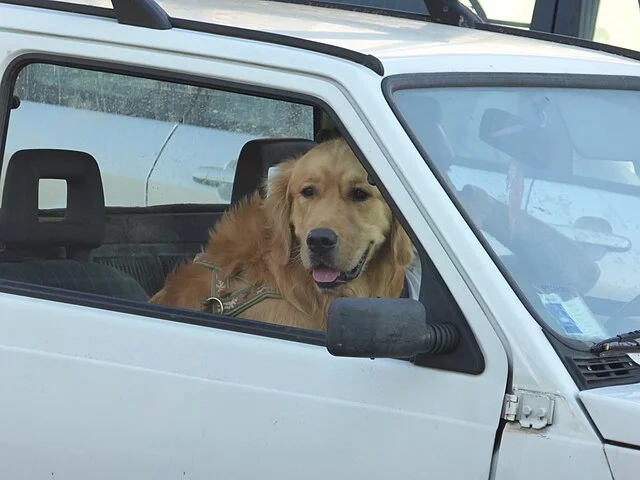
13,64 -> 313,139
390,84 -> 640,343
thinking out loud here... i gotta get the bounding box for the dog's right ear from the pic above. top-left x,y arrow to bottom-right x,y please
264,160 -> 296,266
390,217 -> 415,268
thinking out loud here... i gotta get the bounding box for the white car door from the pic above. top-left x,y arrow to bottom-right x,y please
0,289 -> 508,480
0,17 -> 509,480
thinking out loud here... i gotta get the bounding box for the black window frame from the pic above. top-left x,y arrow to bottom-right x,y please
382,71 -> 640,389
0,53 -> 485,375
531,0 -> 596,39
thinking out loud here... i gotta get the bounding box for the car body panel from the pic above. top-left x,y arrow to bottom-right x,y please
580,383 -> 640,446
0,9 -> 511,477
604,444 -> 640,480
0,1 -> 639,478
494,422 -> 614,480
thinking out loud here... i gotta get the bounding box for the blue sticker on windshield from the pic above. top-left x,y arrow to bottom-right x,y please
537,286 -> 607,339
544,302 -> 583,335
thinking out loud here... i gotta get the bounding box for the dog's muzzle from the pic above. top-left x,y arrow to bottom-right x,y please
310,244 -> 371,290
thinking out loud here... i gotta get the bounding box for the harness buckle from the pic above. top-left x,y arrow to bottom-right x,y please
202,296 -> 224,314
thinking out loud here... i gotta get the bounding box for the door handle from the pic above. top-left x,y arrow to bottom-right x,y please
192,165 -> 235,203
192,166 -> 235,188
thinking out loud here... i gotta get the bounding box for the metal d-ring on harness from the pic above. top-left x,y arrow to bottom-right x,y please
193,253 -> 283,316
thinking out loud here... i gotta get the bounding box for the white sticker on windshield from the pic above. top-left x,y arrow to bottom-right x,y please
538,286 -> 607,339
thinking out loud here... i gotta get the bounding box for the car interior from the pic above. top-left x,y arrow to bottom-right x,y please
0,134 -> 336,304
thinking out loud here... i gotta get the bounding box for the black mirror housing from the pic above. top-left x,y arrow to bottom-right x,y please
479,108 -> 552,169
326,298 -> 459,358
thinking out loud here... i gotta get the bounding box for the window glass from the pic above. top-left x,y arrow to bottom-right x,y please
459,0 -> 535,28
2,62 -> 421,336
5,64 -> 313,207
390,83 -> 640,344
586,0 -> 640,52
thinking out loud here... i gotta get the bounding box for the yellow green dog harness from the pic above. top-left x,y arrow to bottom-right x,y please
193,253 -> 283,316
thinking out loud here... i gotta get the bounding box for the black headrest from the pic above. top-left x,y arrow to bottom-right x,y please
0,149 -> 105,250
400,95 -> 453,172
231,138 -> 317,205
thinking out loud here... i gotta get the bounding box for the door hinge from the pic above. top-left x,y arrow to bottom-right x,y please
502,391 -> 555,430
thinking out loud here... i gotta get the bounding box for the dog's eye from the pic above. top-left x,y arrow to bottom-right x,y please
351,188 -> 369,202
301,186 -> 315,198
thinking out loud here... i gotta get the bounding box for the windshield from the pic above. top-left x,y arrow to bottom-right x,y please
388,78 -> 640,344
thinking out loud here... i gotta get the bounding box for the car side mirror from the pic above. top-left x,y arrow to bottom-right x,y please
326,298 -> 459,358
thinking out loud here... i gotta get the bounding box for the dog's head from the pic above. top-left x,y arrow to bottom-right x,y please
265,138 -> 413,293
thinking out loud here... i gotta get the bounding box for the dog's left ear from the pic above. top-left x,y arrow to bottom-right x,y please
264,160 -> 296,266
390,217 -> 415,267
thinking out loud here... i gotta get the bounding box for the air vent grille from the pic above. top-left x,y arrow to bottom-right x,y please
572,354 -> 640,388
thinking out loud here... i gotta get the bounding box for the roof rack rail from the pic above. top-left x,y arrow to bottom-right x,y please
0,0 -> 384,75
477,23 -> 640,64
0,0 -> 171,30
110,0 -> 171,30
265,0 -> 430,22
266,1 -> 482,27
171,17 -> 385,75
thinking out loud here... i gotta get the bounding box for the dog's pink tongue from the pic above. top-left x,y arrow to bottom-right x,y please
312,267 -> 340,283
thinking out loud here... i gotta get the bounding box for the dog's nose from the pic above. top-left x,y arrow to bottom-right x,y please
307,228 -> 338,254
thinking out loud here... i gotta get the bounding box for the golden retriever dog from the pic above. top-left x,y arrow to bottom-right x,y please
150,138 -> 414,331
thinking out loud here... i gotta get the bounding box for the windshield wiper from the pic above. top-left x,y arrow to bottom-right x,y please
591,329 -> 640,354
